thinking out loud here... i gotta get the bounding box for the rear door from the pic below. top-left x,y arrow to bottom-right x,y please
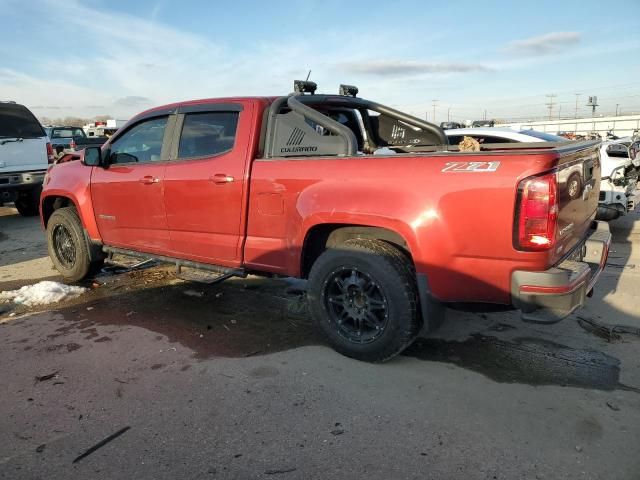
163,103 -> 248,266
90,115 -> 174,253
0,104 -> 48,173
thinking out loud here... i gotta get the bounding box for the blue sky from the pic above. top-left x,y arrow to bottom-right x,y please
1,0 -> 639,122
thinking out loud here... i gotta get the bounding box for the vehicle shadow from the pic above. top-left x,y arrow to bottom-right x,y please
0,206 -> 49,267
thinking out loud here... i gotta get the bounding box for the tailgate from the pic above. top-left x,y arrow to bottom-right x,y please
553,141 -> 601,263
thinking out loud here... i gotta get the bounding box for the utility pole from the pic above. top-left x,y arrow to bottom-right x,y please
432,100 -> 438,124
587,95 -> 599,116
483,109 -> 487,121
447,107 -> 451,122
545,94 -> 557,120
558,105 -> 562,120
616,104 -> 620,116
574,93 -> 581,119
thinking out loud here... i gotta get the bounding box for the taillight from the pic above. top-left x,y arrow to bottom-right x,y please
69,139 -> 77,150
515,172 -> 558,251
46,142 -> 54,163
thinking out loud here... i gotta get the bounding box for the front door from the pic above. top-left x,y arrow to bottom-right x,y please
163,106 -> 248,266
91,115 -> 172,253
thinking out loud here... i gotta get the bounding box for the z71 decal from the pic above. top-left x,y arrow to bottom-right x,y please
442,161 -> 501,173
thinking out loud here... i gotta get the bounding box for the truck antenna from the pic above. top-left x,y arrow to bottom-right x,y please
305,70 -> 312,81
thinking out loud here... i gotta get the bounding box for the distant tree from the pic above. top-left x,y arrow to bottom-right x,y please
62,117 -> 87,127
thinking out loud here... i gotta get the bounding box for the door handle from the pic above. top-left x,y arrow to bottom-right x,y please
210,174 -> 234,184
139,176 -> 159,185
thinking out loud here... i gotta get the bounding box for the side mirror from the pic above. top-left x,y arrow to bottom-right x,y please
83,147 -> 103,167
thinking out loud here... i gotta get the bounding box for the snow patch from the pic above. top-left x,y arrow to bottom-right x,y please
0,281 -> 87,306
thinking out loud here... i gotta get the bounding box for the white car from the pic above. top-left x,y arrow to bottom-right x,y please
445,127 -> 639,221
597,137 -> 640,220
0,101 -> 53,215
444,127 -> 566,144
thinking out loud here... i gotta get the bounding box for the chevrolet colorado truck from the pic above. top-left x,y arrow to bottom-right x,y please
40,82 -> 611,361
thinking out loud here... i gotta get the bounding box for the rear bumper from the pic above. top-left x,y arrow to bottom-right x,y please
0,170 -> 46,189
0,170 -> 46,201
511,221 -> 611,323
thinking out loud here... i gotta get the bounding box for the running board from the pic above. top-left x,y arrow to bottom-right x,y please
102,246 -> 246,283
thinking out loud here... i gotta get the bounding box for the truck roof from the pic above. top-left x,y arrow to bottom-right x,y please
132,96 -> 278,122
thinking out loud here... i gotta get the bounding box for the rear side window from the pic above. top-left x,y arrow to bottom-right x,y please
0,104 -> 45,139
178,112 -> 239,159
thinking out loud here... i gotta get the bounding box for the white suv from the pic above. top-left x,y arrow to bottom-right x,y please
0,101 -> 53,216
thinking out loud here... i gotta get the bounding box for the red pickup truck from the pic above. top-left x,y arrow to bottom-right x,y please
40,82 -> 611,361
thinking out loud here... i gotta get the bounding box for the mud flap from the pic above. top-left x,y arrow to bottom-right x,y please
416,273 -> 446,335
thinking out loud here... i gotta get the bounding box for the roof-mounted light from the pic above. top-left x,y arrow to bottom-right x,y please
294,80 -> 317,95
339,84 -> 358,97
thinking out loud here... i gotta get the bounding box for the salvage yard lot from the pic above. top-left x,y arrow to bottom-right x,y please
1,205 -> 640,479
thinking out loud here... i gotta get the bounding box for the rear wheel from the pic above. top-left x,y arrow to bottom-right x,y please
307,238 -> 421,362
47,207 -> 101,281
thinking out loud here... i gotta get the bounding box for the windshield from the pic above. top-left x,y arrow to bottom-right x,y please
0,104 -> 45,139
51,127 -> 85,139
519,130 -> 566,142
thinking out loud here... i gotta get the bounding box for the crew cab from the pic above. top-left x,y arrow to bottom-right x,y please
40,82 -> 611,361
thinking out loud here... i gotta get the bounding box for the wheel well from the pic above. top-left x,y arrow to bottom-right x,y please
41,196 -> 75,227
301,224 -> 411,278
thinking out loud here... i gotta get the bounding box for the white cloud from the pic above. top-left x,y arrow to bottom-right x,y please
339,60 -> 492,76
506,32 -> 581,56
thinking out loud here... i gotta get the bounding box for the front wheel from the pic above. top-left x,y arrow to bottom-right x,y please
47,207 -> 100,281
307,238 -> 421,362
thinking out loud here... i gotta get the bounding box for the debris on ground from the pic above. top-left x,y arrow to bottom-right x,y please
72,426 -> 131,463
606,401 -> 621,411
330,428 -> 345,436
183,290 -> 204,298
264,467 -> 297,475
35,444 -> 46,453
35,371 -> 59,383
577,316 -> 640,341
0,281 -> 87,306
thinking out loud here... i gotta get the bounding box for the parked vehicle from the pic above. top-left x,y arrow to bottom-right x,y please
440,121 -> 462,130
0,101 -> 53,215
597,138 -> 640,220
471,119 -> 495,127
84,119 -> 125,138
41,82 -> 610,361
48,126 -> 108,157
445,127 -> 567,145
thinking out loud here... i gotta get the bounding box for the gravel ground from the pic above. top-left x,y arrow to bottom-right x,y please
1,205 -> 639,480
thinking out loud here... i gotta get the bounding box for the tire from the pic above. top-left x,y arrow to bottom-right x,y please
47,207 -> 100,281
307,238 -> 421,362
14,187 -> 41,217
566,172 -> 582,200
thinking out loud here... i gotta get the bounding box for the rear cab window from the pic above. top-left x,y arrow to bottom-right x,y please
51,128 -> 85,138
0,103 -> 45,139
177,112 -> 239,159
